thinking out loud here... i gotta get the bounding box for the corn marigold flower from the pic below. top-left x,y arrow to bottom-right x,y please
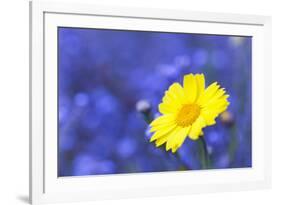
149,73 -> 230,153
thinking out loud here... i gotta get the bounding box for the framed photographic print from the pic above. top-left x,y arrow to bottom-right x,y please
29,0 -> 272,204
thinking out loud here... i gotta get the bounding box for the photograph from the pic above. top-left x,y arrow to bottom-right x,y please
58,27 -> 252,177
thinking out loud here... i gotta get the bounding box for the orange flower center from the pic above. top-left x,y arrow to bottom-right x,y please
176,104 -> 200,127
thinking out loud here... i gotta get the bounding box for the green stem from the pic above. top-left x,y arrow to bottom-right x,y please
198,137 -> 211,169
228,126 -> 237,163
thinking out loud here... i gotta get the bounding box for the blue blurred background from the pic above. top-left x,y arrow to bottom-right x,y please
58,27 -> 252,176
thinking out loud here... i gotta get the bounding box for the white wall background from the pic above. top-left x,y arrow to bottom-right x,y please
0,0 -> 279,204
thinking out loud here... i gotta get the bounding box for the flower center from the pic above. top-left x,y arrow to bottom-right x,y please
176,104 -> 200,127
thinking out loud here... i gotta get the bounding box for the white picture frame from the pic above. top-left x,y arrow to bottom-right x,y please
29,0 -> 272,204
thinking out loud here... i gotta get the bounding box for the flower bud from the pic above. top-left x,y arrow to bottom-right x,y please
220,111 -> 235,126
136,100 -> 151,114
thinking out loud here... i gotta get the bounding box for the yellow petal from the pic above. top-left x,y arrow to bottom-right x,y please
158,102 -> 179,114
183,74 -> 197,103
168,83 -> 187,104
200,110 -> 217,125
150,121 -> 174,132
188,116 -> 206,140
155,127 -> 181,147
201,89 -> 228,108
168,126 -> 191,153
200,101 -> 229,126
202,98 -> 229,114
207,100 -> 229,112
161,83 -> 187,109
150,123 -> 177,142
150,114 -> 175,127
197,82 -> 220,106
155,136 -> 168,147
199,85 -> 229,125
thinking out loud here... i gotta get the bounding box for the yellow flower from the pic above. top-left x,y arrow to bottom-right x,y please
149,73 -> 229,153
